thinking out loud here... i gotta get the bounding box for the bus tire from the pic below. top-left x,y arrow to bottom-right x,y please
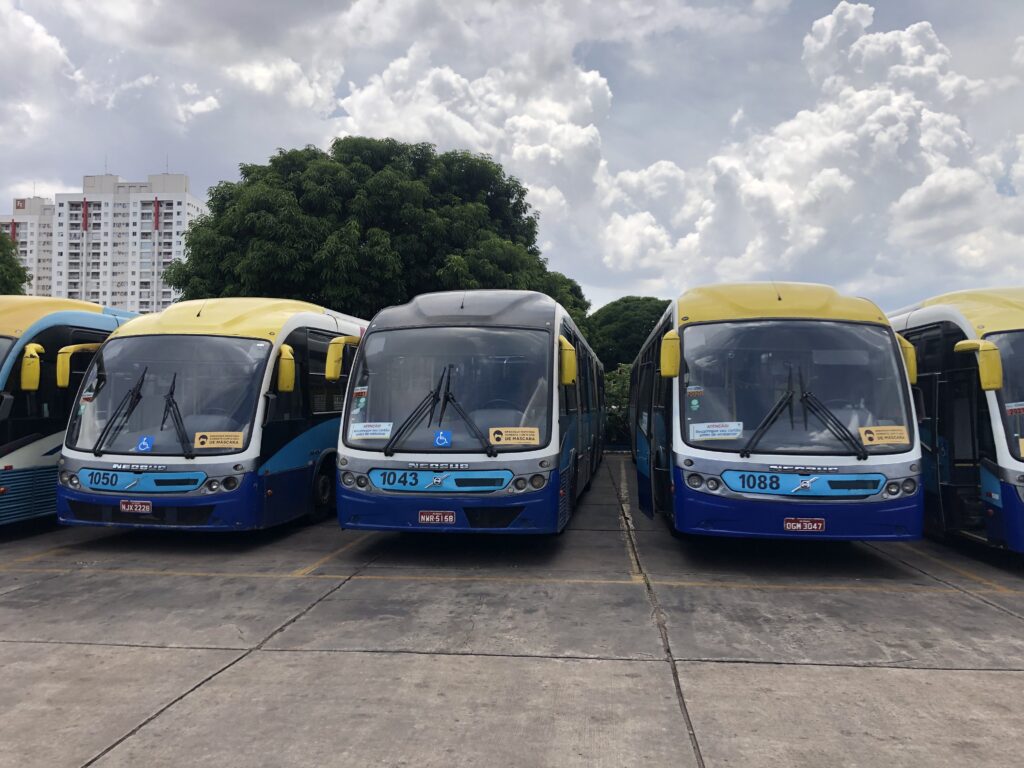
308,463 -> 335,523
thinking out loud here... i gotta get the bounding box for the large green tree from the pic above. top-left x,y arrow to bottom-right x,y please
588,295 -> 670,369
166,137 -> 589,322
0,232 -> 31,295
603,363 -> 633,447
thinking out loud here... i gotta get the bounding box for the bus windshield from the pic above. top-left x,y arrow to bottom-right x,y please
66,335 -> 272,456
344,327 -> 552,453
986,330 -> 1024,460
0,336 -> 14,374
681,320 -> 912,456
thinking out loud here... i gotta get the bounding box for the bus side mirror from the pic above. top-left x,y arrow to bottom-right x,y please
895,334 -> 917,385
326,336 -> 360,382
954,340 -> 1003,391
559,335 -> 577,385
912,386 -> 926,423
277,344 -> 296,393
20,343 -> 44,392
56,343 -> 103,388
660,330 -> 680,378
0,392 -> 12,421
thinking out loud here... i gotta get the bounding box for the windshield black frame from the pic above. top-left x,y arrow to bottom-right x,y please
65,334 -> 273,457
343,325 -> 555,454
679,319 -> 915,457
985,330 -> 1024,463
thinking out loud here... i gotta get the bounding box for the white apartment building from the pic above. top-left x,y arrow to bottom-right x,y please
2,173 -> 207,312
1,196 -> 56,296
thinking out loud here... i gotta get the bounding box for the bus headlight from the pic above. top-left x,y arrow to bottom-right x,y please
222,476 -> 240,491
67,473 -> 80,489
885,481 -> 901,496
59,471 -> 70,486
513,477 -> 528,491
529,474 -> 546,489
705,478 -> 721,492
205,479 -> 221,493
341,472 -> 356,487
901,478 -> 917,495
686,474 -> 704,489
355,475 -> 369,489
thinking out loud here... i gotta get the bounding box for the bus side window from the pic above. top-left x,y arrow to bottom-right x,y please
561,326 -> 579,414
635,361 -> 654,436
307,330 -> 348,415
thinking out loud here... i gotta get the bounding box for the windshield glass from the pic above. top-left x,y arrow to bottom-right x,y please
682,320 -> 912,455
66,335 -> 272,456
0,336 -> 14,373
344,327 -> 552,453
987,330 -> 1024,460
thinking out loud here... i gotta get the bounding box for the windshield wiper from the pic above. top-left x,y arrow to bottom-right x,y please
92,367 -> 147,457
382,368 -> 447,456
799,388 -> 868,460
160,373 -> 195,459
438,364 -> 497,457
740,368 -> 795,458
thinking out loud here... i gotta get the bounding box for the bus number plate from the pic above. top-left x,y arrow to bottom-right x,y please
119,500 -> 152,514
784,517 -> 825,532
419,511 -> 455,524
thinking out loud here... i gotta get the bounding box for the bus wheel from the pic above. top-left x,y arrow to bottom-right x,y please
308,465 -> 335,523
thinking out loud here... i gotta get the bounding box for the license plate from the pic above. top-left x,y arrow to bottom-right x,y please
419,510 -> 455,524
119,500 -> 152,514
784,517 -> 825,532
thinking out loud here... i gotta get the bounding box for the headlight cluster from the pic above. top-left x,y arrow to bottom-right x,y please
201,476 -> 243,494
509,474 -> 547,493
341,471 -> 370,489
58,471 -> 80,489
685,473 -> 722,492
884,478 -> 918,497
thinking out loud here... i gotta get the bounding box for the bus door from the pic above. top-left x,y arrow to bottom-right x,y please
935,361 -> 990,534
650,361 -> 674,516
634,358 -> 655,517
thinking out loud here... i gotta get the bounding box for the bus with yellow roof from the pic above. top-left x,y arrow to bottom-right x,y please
890,288 -> 1024,551
57,298 -> 367,530
0,296 -> 134,525
630,282 -> 923,539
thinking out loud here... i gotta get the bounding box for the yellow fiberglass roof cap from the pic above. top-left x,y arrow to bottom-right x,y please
0,296 -> 103,338
918,288 -> 1024,337
676,282 -> 887,327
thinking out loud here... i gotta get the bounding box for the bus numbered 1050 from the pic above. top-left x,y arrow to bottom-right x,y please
57,298 -> 366,530
630,282 -> 923,540
331,290 -> 605,534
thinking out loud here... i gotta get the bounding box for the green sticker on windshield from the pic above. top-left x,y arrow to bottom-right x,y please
689,399 -> 700,411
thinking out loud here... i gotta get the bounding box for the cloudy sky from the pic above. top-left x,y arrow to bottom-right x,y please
3,0 -> 1024,310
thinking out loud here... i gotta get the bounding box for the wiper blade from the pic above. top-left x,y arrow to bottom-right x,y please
740,368 -> 794,458
382,368 -> 447,457
160,373 -> 195,459
438,365 -> 497,457
800,389 -> 868,460
92,367 -> 147,457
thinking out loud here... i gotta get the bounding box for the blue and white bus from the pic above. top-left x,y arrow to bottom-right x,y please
57,298 -> 366,530
0,297 -> 133,525
890,288 -> 1024,551
630,282 -> 922,540
332,290 -> 604,533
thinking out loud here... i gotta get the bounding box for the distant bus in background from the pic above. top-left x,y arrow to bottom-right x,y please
0,297 -> 134,525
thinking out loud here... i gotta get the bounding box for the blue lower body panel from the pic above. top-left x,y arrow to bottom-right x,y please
338,470 -> 564,534
56,471 -> 290,531
981,479 -> 1024,552
673,468 -> 923,541
0,466 -> 58,525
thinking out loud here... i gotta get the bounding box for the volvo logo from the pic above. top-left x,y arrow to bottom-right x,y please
407,462 -> 471,470
790,477 -> 820,493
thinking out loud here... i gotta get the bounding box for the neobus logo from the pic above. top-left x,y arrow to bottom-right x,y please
407,462 -> 471,470
111,463 -> 168,471
768,465 -> 839,473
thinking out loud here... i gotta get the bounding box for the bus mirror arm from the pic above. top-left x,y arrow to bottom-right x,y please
0,392 -> 12,422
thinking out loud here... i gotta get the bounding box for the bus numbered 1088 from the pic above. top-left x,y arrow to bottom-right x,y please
0,297 -> 134,525
332,290 -> 604,533
630,282 -> 923,540
57,298 -> 366,530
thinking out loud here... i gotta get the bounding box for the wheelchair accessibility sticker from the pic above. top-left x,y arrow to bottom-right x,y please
433,430 -> 453,448
136,435 -> 154,453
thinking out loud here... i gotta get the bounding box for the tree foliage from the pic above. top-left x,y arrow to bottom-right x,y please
604,363 -> 633,447
0,233 -> 30,295
588,295 -> 670,369
166,137 -> 589,322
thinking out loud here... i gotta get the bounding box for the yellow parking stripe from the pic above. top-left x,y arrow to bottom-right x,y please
901,544 -> 1013,594
290,533 -> 374,577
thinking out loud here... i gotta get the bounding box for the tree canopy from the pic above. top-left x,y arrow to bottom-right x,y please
588,295 -> 670,369
0,233 -> 30,295
166,137 -> 589,323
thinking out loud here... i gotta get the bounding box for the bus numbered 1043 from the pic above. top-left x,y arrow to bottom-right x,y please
630,282 -> 923,540
57,298 -> 366,530
0,297 -> 134,525
890,288 -> 1024,552
331,290 -> 605,534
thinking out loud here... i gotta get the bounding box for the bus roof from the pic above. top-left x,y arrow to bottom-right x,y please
370,290 -> 558,331
111,298 -> 359,341
0,296 -> 105,338
676,282 -> 887,327
906,288 -> 1024,337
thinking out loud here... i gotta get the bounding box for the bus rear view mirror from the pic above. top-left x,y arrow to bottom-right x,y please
20,344 -> 44,392
56,343 -> 103,388
326,336 -> 360,382
559,335 -> 577,385
0,392 -> 12,421
660,330 -> 680,378
277,344 -> 296,393
895,334 -> 917,385
954,339 -> 1003,391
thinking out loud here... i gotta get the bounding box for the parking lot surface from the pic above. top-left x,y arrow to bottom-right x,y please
3,455 -> 1024,767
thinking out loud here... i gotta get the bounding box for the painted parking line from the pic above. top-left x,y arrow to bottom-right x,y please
649,578 -> 961,595
290,533 -> 374,577
0,544 -> 69,569
898,543 -> 1014,594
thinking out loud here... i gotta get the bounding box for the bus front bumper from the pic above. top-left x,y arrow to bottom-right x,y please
674,469 -> 924,541
56,474 -> 265,531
